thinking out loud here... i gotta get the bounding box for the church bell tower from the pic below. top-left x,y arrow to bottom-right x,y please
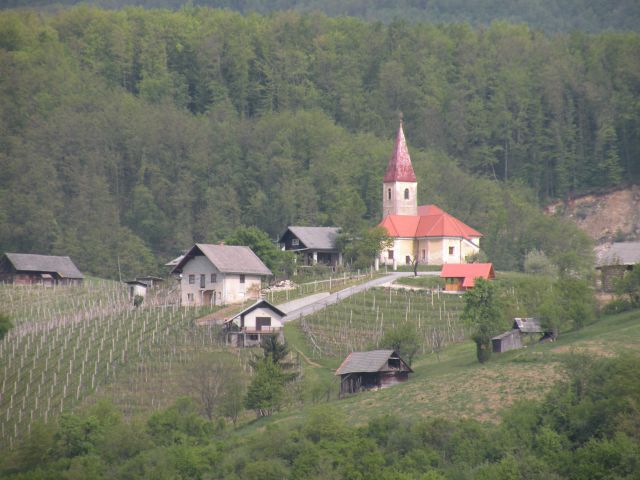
382,119 -> 418,217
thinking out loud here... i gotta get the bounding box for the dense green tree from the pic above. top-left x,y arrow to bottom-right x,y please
615,263 -> 640,306
461,278 -> 505,363
379,324 -> 420,366
224,226 -> 295,276
245,357 -> 286,417
0,313 -> 12,340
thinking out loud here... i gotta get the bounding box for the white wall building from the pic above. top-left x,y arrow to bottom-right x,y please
224,299 -> 286,347
171,244 -> 272,306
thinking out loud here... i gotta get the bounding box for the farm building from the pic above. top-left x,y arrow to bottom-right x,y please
492,317 -> 555,353
279,226 -> 342,266
596,241 -> 640,292
440,263 -> 495,292
136,276 -> 164,288
335,350 -> 413,397
125,280 -> 148,300
224,299 -> 286,347
171,244 -> 272,306
378,121 -> 483,267
0,253 -> 83,286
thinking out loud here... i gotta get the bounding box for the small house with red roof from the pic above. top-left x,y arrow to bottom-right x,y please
440,263 -> 495,292
378,122 -> 483,267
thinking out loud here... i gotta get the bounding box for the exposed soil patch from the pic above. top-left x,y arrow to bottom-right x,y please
546,186 -> 640,244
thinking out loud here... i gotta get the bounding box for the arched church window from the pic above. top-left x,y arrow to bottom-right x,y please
388,188 -> 391,200
404,188 -> 410,200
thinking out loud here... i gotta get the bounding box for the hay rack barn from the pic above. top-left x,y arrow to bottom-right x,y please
335,349 -> 412,397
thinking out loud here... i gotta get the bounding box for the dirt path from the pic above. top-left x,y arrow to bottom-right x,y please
294,348 -> 323,368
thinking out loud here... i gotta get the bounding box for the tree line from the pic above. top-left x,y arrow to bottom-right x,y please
4,0 -> 640,34
4,7 -> 636,277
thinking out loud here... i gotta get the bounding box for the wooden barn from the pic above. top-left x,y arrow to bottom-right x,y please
0,253 -> 84,286
596,241 -> 640,292
492,318 -> 555,353
335,350 -> 412,397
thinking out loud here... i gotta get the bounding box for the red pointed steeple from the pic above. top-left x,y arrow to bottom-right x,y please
383,120 -> 417,183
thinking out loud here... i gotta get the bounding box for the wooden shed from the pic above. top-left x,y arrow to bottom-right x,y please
0,253 -> 84,286
335,350 -> 412,397
492,317 -> 555,353
596,241 -> 640,292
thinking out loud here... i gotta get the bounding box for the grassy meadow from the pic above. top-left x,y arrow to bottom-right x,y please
252,306 -> 640,435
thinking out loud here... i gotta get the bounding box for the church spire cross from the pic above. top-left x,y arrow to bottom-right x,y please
383,121 -> 417,182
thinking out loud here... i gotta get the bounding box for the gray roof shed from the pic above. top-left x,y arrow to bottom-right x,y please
512,317 -> 546,334
4,253 -> 84,279
597,241 -> 640,267
335,350 -> 413,375
282,226 -> 340,251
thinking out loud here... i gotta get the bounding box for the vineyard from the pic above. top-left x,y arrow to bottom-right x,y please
299,287 -> 466,359
0,280 -> 241,448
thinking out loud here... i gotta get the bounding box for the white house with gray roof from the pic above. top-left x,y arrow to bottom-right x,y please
171,244 -> 272,306
279,226 -> 342,266
0,253 -> 84,286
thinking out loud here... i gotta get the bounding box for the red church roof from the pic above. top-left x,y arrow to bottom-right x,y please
379,205 -> 482,240
383,122 -> 417,183
440,263 -> 495,288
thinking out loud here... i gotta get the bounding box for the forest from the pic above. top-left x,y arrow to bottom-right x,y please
4,0 -> 640,33
1,7 -> 639,277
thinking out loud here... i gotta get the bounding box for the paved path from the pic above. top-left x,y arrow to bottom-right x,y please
280,271 -> 438,323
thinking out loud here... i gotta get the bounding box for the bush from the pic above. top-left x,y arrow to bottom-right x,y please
602,299 -> 636,314
523,249 -> 558,277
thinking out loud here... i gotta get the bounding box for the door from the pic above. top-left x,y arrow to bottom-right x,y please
255,317 -> 271,332
203,290 -> 213,305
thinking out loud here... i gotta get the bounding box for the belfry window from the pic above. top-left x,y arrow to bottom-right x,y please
404,188 -> 410,200
387,188 -> 391,200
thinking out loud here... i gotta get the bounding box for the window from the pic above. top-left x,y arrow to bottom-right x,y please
291,238 -> 299,246
449,246 -> 455,255
200,274 -> 206,289
422,249 -> 426,260
239,274 -> 245,284
404,188 -> 409,200
188,274 -> 195,284
210,273 -> 217,283
388,250 -> 394,260
405,256 -> 411,265
387,188 -> 391,200
187,293 -> 194,302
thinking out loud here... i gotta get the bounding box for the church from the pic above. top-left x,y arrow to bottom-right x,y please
378,122 -> 482,267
